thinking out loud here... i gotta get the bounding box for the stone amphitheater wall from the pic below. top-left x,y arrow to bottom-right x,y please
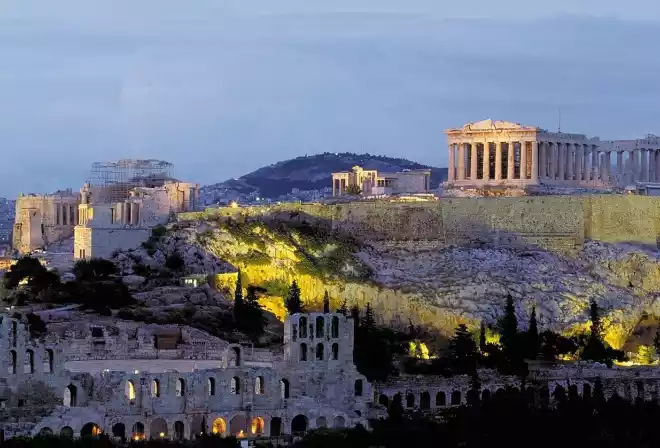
181,195 -> 660,253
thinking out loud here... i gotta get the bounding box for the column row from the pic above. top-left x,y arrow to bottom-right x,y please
614,148 -> 660,185
447,141 -> 538,183
537,142 -> 603,183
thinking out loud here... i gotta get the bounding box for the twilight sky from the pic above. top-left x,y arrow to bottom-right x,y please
2,0 -> 660,197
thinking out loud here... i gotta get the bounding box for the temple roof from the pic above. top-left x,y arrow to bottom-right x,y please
446,119 -> 539,133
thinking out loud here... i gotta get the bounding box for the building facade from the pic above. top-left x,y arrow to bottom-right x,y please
0,312 -> 375,441
332,166 -> 431,197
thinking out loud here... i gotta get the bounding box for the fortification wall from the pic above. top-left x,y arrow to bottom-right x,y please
181,195 -> 660,253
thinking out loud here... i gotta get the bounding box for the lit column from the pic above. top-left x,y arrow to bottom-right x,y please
538,142 -> 546,179
448,144 -> 455,182
630,150 -> 637,183
641,149 -> 649,182
531,141 -> 539,183
549,143 -> 557,180
600,153 -> 609,184
557,142 -> 565,181
458,143 -> 465,181
470,142 -> 478,181
582,144 -> 590,180
566,143 -> 574,181
616,151 -> 623,186
507,141 -> 515,181
495,142 -> 503,181
574,143 -> 581,183
656,149 -> 660,182
520,141 -> 527,180
650,149 -> 656,182
483,142 -> 490,181
591,146 -> 599,181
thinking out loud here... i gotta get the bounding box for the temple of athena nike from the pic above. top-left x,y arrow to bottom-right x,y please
445,119 -> 660,189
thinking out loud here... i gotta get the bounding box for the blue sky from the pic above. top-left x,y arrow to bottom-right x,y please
1,0 -> 660,197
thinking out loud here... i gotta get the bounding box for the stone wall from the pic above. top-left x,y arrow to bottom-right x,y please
183,195 -> 660,254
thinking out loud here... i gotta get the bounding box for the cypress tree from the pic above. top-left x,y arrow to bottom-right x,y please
350,305 -> 361,332
337,299 -> 348,316
525,307 -> 539,359
233,270 -> 244,322
499,294 -> 519,357
479,320 -> 487,353
362,302 -> 375,329
284,280 -> 303,315
582,300 -> 610,365
654,326 -> 660,355
448,324 -> 478,374
387,393 -> 404,421
323,291 -> 330,313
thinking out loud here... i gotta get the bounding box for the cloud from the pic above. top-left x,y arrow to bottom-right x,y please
1,1 -> 660,196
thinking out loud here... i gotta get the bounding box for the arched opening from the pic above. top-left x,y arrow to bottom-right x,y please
80,422 -> 102,438
495,388 -> 506,399
451,391 -> 461,406
524,387 -> 536,405
44,349 -> 54,373
436,391 -> 446,406
270,417 -> 282,437
176,378 -> 185,397
300,343 -> 308,361
420,391 -> 431,410
378,394 -> 389,407
406,393 -> 415,408
316,316 -> 324,337
553,385 -> 566,403
64,384 -> 77,407
291,415 -> 308,434
150,418 -> 168,439
231,376 -> 240,394
250,417 -> 265,435
132,422 -> 145,441
539,386 -> 550,407
481,389 -> 491,401
125,380 -> 136,401
466,389 -> 479,405
255,376 -> 264,395
331,316 -> 339,338
60,427 -> 73,438
212,418 -> 226,435
568,384 -> 579,400
208,377 -> 216,396
316,343 -> 324,360
190,416 -> 205,439
112,423 -> 126,441
24,349 -> 34,374
280,379 -> 290,399
8,350 -> 16,375
333,416 -> 345,428
583,383 -> 592,400
331,343 -> 339,360
231,347 -> 241,367
229,415 -> 247,437
315,417 -> 328,429
151,379 -> 160,397
299,317 -> 308,338
174,421 -> 185,441
39,428 -> 53,437
354,379 -> 363,397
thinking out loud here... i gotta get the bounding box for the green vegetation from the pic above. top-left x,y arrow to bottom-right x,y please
284,280 -> 304,315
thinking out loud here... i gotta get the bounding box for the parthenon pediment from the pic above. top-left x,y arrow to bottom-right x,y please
465,119 -> 528,131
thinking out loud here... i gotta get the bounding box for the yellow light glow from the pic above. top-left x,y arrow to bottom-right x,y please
229,201 -> 239,208
237,430 -> 245,438
159,432 -> 165,438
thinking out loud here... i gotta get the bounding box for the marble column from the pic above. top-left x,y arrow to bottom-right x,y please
507,142 -> 515,180
600,153 -> 609,183
520,141 -> 527,180
574,144 -> 581,183
582,144 -> 589,181
656,149 -> 660,182
448,144 -> 455,181
538,142 -> 546,179
495,142 -> 503,181
531,141 -> 539,182
641,149 -> 649,182
470,143 -> 478,181
591,146 -> 599,181
630,150 -> 637,183
483,142 -> 490,181
616,151 -> 623,185
557,143 -> 565,181
650,150 -> 656,182
566,143 -> 574,181
549,143 -> 557,180
458,143 -> 465,181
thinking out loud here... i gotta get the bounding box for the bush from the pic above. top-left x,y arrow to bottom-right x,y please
165,252 -> 185,271
72,258 -> 117,282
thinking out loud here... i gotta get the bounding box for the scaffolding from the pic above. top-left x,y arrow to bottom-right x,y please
87,159 -> 176,203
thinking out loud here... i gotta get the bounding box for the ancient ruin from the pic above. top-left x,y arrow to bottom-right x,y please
331,166 -> 431,197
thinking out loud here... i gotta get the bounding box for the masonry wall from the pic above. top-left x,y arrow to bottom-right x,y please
74,227 -> 150,259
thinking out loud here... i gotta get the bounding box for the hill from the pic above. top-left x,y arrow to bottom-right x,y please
201,152 -> 447,201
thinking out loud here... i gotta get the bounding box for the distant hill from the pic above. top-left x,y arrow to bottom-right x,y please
202,153 -> 447,200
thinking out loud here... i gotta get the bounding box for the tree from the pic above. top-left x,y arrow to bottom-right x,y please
233,270 -> 244,323
499,294 -> 519,357
479,321 -> 487,353
447,324 -> 478,374
361,302 -> 375,329
653,325 -> 660,356
284,280 -> 303,315
165,252 -> 185,271
350,306 -> 361,333
72,258 -> 117,282
337,299 -> 348,316
581,300 -> 615,366
323,291 -> 330,313
3,256 -> 58,293
522,307 -> 539,360
345,184 -> 362,196
387,393 -> 404,422
237,285 -> 267,338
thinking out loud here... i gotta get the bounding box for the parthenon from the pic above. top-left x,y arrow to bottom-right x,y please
445,119 -> 660,189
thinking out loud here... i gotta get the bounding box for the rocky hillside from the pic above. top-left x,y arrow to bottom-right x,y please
200,152 -> 447,201
115,211 -> 660,355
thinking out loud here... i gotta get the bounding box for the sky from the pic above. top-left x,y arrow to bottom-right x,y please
2,0 -> 660,197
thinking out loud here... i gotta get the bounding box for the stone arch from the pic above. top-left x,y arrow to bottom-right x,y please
450,390 -> 461,405
208,377 -> 216,396
331,316 -> 339,338
250,417 -> 265,435
64,384 -> 77,407
231,346 -> 241,367
299,317 -> 308,338
583,383 -> 592,399
568,384 -> 579,400
150,418 -> 168,439
316,416 -> 328,429
212,417 -> 226,435
229,414 -> 247,436
316,343 -> 324,360
151,379 -> 160,397
420,391 -> 431,410
280,379 -> 290,399
316,316 -> 325,337
112,423 -> 126,440
539,386 -> 550,406
354,379 -> 363,397
231,376 -> 240,394
300,343 -> 308,361
466,389 -> 479,405
333,415 -> 345,428
255,376 -> 264,395
378,394 -> 389,407
44,349 -> 54,373
331,343 -> 339,360
80,422 -> 102,438
174,421 -> 185,441
553,385 -> 566,403
406,392 -> 415,408
125,380 -> 136,400
60,427 -> 73,438
190,416 -> 205,439
495,388 -> 506,399
435,391 -> 446,406
8,350 -> 16,375
132,422 -> 145,441
270,417 -> 282,437
481,389 -> 491,401
39,427 -> 53,437
24,349 -> 34,374
176,378 -> 186,396
291,414 -> 308,434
